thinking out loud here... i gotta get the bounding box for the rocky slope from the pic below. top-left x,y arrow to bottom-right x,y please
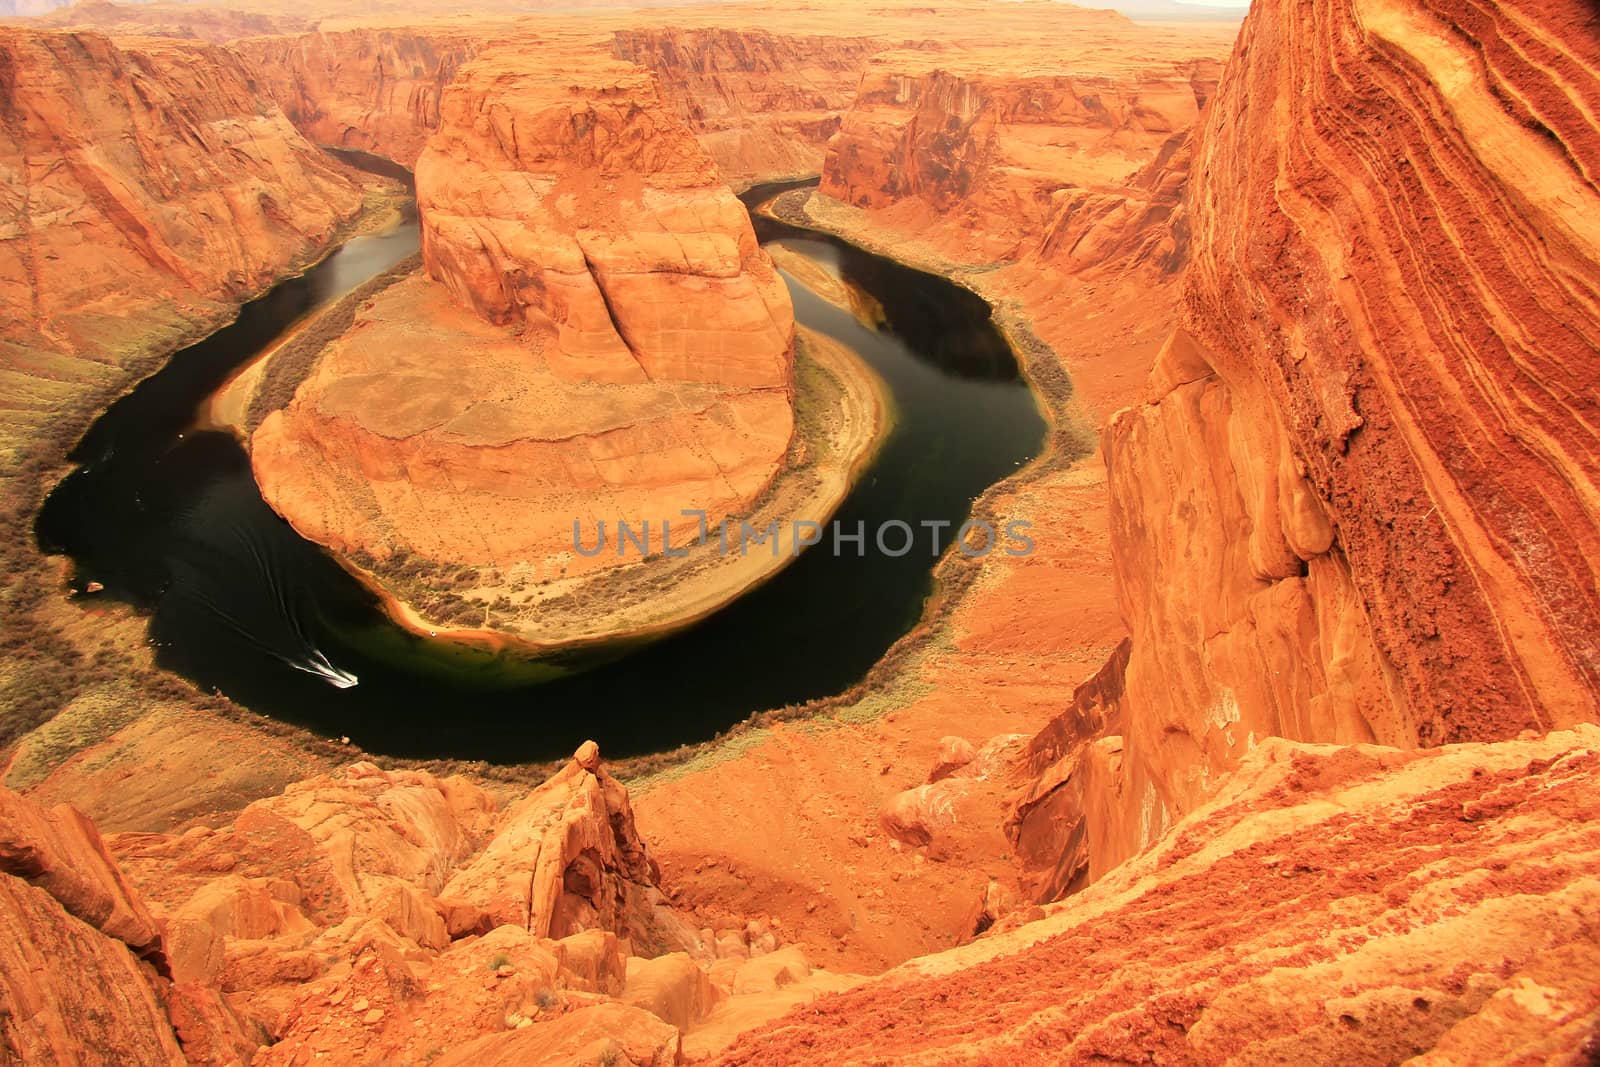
820,30 -> 1229,264
251,48 -> 795,591
1036,127 -> 1196,278
1010,0 -> 1600,895
1,788 -> 188,1064
719,725 -> 1600,1064
3,743 -> 848,1065
234,29 -> 487,166
0,29 -> 363,376
0,26 -> 375,787
613,27 -> 883,186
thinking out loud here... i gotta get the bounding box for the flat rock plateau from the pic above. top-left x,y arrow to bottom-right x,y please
2,0 -> 1600,1063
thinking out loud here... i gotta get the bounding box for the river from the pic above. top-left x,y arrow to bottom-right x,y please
35,168 -> 1046,763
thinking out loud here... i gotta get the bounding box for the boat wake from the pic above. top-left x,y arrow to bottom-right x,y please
165,477 -> 360,690
293,649 -> 360,688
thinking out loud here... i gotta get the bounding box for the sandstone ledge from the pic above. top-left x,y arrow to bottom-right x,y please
309,307 -> 890,650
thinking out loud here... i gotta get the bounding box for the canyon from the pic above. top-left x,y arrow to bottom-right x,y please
247,46 -> 803,636
2,0 -> 1599,1063
0,28 -> 369,385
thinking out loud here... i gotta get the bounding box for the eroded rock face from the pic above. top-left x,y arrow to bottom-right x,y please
821,47 -> 1221,262
251,47 -> 796,581
444,743 -> 697,956
416,51 -> 793,388
613,27 -> 882,185
1013,0 -> 1600,898
0,786 -> 189,1062
0,29 -> 363,364
0,874 -> 186,1065
0,786 -> 163,962
720,727 -> 1600,1064
1036,128 -> 1196,277
112,762 -> 498,936
70,746 -> 713,1062
235,29 -> 485,166
1005,639 -> 1143,902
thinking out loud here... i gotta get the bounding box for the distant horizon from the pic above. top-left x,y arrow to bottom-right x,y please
1094,0 -> 1251,19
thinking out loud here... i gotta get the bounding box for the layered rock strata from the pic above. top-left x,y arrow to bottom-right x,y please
820,45 -> 1225,263
721,726 -> 1600,1063
0,29 -> 363,371
234,29 -> 486,166
613,27 -> 883,185
1011,0 -> 1600,896
0,787 -> 185,1063
416,53 -> 792,388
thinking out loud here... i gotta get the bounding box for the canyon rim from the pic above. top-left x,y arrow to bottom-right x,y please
2,0 -> 1600,1064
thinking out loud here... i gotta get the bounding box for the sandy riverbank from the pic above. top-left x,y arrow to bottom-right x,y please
205,203 -> 410,437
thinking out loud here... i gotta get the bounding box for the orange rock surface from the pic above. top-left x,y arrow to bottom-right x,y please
0,787 -> 185,1063
820,24 -> 1232,263
441,741 -> 697,954
250,273 -> 794,572
0,873 -> 186,1064
0,29 -> 363,367
235,28 -> 486,165
1008,0 -> 1600,895
613,27 -> 882,186
416,50 -> 792,387
7,0 -> 1600,1061
251,47 -> 796,584
715,726 -> 1600,1064
0,744 -> 850,1064
623,0 -> 1237,984
0,787 -> 163,961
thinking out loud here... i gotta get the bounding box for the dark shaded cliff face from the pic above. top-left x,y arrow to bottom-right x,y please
1010,0 -> 1600,894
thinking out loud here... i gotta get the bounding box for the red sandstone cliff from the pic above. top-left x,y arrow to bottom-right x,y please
250,47 -> 796,586
236,24 -> 883,186
0,29 -> 364,367
416,51 -> 793,388
1036,127 -> 1196,277
820,44 -> 1224,264
1011,0 -> 1600,894
234,29 -> 485,166
613,27 -> 884,186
